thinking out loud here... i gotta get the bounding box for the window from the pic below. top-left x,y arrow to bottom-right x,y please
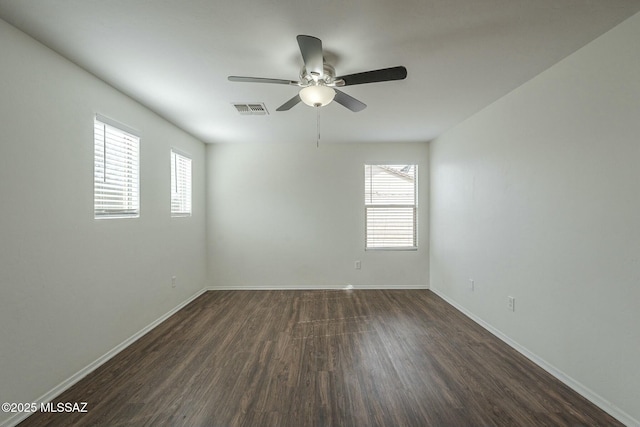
171,149 -> 192,217
94,115 -> 140,218
365,164 -> 417,250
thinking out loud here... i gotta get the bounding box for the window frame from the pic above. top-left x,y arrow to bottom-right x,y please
93,115 -> 140,219
364,164 -> 418,251
170,148 -> 192,217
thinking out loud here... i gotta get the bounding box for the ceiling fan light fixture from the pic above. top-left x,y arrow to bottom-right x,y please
299,85 -> 335,107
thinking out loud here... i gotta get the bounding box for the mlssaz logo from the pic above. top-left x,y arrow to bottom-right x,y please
40,402 -> 88,413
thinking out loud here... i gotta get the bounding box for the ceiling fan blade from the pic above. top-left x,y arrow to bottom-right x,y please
276,94 -> 302,111
333,89 -> 367,112
297,35 -> 324,77
228,76 -> 298,85
337,66 -> 407,86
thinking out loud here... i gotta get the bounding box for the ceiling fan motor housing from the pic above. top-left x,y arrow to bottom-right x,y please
300,64 -> 339,86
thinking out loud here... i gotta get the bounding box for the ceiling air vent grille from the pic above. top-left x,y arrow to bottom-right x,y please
233,103 -> 269,115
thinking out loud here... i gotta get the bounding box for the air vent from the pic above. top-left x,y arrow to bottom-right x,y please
233,103 -> 269,115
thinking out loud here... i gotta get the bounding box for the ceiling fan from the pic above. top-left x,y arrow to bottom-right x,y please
228,35 -> 407,112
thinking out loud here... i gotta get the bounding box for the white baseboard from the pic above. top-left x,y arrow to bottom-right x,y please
207,284 -> 428,291
1,288 -> 207,427
430,288 -> 639,427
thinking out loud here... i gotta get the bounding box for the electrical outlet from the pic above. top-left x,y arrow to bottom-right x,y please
171,276 -> 177,288
469,279 -> 475,291
355,260 -> 361,270
508,296 -> 515,311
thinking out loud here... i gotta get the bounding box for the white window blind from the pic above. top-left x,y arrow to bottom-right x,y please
365,164 -> 417,249
171,150 -> 192,217
94,116 -> 140,218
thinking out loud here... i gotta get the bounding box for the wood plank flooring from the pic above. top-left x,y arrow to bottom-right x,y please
19,290 -> 623,426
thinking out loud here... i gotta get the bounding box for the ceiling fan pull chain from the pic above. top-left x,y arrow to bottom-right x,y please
316,105 -> 320,148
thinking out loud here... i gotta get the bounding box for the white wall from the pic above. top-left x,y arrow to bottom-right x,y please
0,19 -> 207,426
430,12 -> 640,425
206,141 -> 429,289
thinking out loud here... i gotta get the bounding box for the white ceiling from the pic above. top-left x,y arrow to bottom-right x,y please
1,0 -> 639,144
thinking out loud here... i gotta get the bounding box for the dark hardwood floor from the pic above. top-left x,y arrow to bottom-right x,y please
19,290 -> 622,426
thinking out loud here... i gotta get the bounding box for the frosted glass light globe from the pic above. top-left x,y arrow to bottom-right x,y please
299,85 -> 336,107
